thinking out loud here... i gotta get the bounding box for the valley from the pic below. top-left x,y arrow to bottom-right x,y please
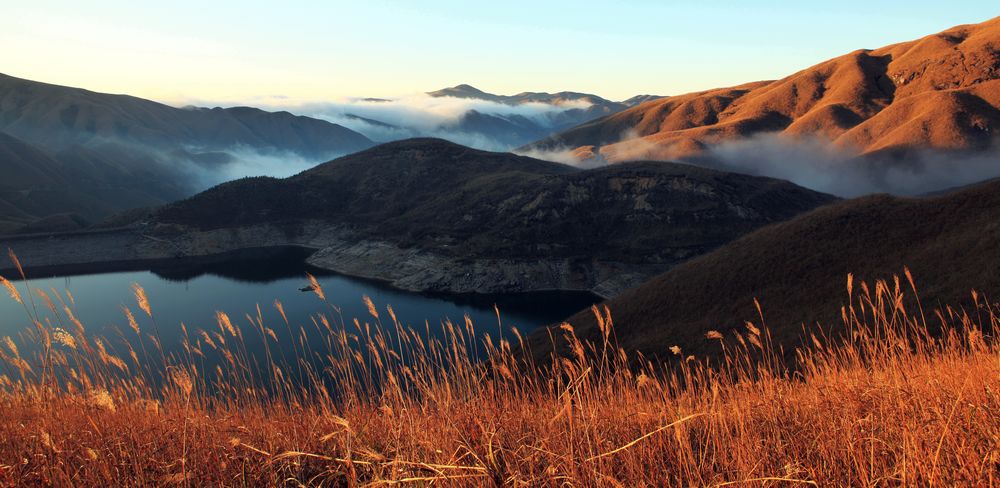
1,8 -> 998,485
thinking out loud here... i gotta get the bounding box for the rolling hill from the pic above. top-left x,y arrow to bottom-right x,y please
538,177 -> 1000,360
10,138 -> 833,296
526,17 -> 1000,164
155,139 -> 833,266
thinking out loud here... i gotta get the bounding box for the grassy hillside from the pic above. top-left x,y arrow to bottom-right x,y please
528,16 -> 1000,162
0,255 -> 994,485
542,177 -> 1000,360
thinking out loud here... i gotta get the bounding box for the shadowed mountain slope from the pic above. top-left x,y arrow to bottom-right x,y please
0,73 -> 372,156
0,131 -> 180,233
540,177 -> 1000,359
0,73 -> 375,230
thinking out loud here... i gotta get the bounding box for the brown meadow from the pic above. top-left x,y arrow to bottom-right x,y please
0,250 -> 996,486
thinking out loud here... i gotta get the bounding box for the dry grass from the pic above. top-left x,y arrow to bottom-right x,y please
0,252 -> 997,486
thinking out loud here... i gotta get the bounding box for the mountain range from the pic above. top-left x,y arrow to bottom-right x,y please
0,73 -> 372,156
526,17 -> 1000,169
333,84 -> 662,149
0,72 -> 374,232
0,73 -> 664,233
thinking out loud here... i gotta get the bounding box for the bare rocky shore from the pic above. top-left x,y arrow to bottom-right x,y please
0,222 -> 663,298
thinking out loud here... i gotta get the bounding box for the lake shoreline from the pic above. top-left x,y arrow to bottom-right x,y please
0,244 -> 321,281
0,225 -> 623,298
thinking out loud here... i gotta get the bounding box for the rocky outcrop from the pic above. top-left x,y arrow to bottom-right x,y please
0,221 -> 663,297
307,239 -> 660,297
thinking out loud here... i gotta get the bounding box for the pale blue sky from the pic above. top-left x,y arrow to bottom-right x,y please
4,1 -> 997,103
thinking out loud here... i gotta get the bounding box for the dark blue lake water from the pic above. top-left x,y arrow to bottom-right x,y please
0,250 -> 598,363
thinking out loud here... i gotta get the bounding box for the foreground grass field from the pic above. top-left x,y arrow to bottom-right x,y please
0,251 -> 996,486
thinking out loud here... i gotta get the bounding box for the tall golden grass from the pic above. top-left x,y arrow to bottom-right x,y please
0,251 -> 996,486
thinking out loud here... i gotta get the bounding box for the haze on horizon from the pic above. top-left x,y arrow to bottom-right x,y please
5,0 -> 997,105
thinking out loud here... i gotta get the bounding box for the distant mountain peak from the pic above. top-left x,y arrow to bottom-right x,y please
428,84 -> 497,101
428,84 -> 659,109
452,83 -> 483,92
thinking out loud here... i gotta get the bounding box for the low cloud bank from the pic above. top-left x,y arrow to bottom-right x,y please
187,146 -> 320,188
177,93 -> 596,152
314,94 -> 589,128
92,139 -> 342,195
302,94 -> 592,150
515,147 -> 608,169
700,134 -> 1000,197
524,132 -> 1000,196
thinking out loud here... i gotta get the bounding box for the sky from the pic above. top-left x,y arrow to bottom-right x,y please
4,1 -> 998,105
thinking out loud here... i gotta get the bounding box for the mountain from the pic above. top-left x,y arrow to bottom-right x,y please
538,177 -> 1000,360
340,113 -> 401,130
0,131 -> 182,233
428,84 -> 631,109
0,73 -> 372,156
527,17 -> 1000,164
0,73 -> 374,231
435,109 -> 552,148
428,84 -> 644,127
621,94 -> 666,107
0,131 -> 83,232
9,139 -> 835,296
339,84 -> 662,149
427,84 -> 506,102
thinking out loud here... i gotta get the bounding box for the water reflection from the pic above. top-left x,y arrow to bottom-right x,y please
0,249 -> 598,366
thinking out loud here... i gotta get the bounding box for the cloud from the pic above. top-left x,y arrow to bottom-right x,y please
319,94 -> 590,126
194,130 -> 999,198
188,146 -> 319,187
82,137 -> 338,194
303,94 -> 592,147
522,130 -> 1000,195
697,134 -> 857,194
178,93 -> 596,151
698,133 -> 1000,197
515,146 -> 608,169
514,129 -> 647,169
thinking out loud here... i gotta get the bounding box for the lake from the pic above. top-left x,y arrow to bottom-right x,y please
0,249 -> 599,365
